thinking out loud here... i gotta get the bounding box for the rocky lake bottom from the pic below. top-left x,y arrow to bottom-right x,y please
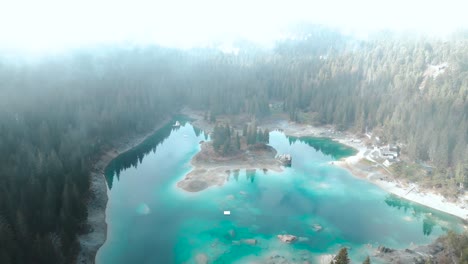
96,121 -> 464,263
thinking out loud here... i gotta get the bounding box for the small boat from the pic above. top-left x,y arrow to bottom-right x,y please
173,121 -> 181,127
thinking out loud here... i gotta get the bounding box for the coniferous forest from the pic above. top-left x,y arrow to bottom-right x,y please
0,27 -> 467,263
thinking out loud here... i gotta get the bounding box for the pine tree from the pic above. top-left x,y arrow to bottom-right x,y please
210,112 -> 216,123
363,256 -> 371,264
455,162 -> 466,189
264,129 -> 270,144
212,124 -> 223,151
243,124 -> 248,137
0,27 -> 467,264
257,129 -> 263,143
332,248 -> 350,264
222,140 -> 231,155
16,210 -> 28,241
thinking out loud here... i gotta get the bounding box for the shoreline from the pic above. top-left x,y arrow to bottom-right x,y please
176,141 -> 284,193
76,117 -> 170,264
277,122 -> 468,221
77,109 -> 466,263
331,139 -> 468,221
280,123 -> 468,221
182,109 -> 467,221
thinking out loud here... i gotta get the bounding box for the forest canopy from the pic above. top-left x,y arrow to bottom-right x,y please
0,27 -> 467,263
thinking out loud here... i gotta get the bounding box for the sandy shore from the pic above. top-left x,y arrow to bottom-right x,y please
183,109 -> 467,221
373,179 -> 468,220
76,117 -> 170,264
331,139 -> 468,220
266,119 -> 468,221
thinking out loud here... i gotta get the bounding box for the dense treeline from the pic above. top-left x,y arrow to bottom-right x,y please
212,122 -> 269,155
0,27 -> 467,263
212,123 -> 240,154
104,120 -> 181,189
181,31 -> 468,191
0,48 -> 184,263
243,122 -> 270,146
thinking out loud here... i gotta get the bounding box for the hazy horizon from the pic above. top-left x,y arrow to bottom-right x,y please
1,0 -> 467,55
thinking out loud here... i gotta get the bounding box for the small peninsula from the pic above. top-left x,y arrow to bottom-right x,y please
177,122 -> 288,192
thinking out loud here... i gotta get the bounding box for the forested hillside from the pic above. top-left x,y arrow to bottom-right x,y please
0,49 -> 184,263
0,28 -> 466,263
182,31 -> 468,190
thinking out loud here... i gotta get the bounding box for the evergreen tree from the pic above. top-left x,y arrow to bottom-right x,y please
363,256 -> 371,264
0,27 -> 467,263
332,248 -> 350,264
264,129 -> 270,144
210,112 -> 216,123
212,124 -> 223,151
222,140 -> 231,155
243,124 -> 248,137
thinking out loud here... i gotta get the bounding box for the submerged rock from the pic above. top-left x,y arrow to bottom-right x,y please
312,223 -> 323,232
136,203 -> 151,215
268,254 -> 286,263
242,238 -> 258,245
377,246 -> 395,253
228,229 -> 236,238
210,239 -> 219,248
195,253 -> 208,264
277,234 -> 297,243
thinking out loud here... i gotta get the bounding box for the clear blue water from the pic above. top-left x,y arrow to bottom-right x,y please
96,121 -> 464,263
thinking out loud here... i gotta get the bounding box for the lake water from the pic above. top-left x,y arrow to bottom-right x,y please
96,120 -> 464,263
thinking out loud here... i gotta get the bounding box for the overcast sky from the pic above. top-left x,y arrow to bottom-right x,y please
0,0 -> 467,53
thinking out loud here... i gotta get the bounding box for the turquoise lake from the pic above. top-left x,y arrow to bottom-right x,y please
96,121 -> 464,263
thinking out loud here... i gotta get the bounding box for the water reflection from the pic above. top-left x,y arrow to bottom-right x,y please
384,195 -> 451,236
287,135 -> 357,160
246,169 -> 256,183
99,121 -> 464,264
104,118 -> 205,189
233,169 -> 239,182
